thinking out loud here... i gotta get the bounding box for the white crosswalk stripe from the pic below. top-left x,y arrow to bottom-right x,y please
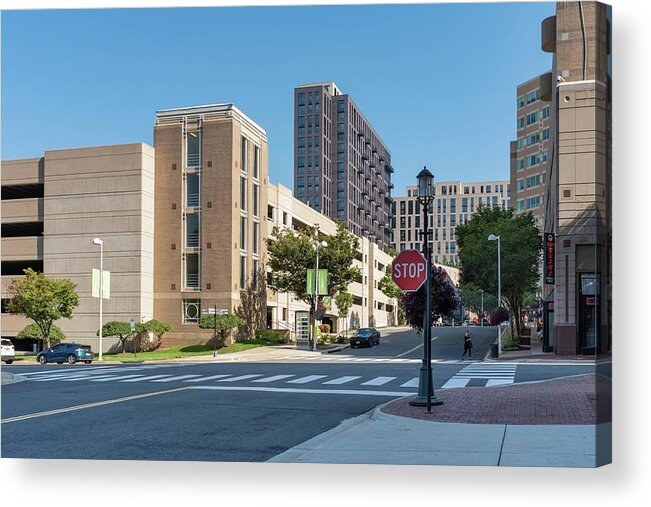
252,375 -> 296,383
216,374 -> 264,382
287,375 -> 328,384
361,376 -> 397,386
183,375 -> 233,383
322,376 -> 362,385
151,375 -> 203,383
441,363 -> 517,388
90,374 -> 145,382
399,377 -> 420,388
120,375 -> 174,383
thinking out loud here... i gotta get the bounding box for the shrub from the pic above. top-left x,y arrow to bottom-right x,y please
255,328 -> 289,344
319,323 -> 331,333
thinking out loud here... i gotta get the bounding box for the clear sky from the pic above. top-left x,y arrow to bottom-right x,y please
1,2 -> 555,194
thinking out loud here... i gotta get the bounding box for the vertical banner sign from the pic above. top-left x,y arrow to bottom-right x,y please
306,269 -> 328,295
91,269 -> 111,299
544,233 -> 555,284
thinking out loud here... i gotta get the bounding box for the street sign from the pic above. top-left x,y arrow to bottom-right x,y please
129,319 -> 136,333
544,233 -> 555,284
392,250 -> 427,292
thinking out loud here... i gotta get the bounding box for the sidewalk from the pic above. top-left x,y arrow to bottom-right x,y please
269,374 -> 612,467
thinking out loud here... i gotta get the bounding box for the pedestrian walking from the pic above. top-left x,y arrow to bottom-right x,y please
462,328 -> 473,359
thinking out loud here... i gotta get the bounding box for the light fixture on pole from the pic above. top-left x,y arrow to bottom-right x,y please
312,238 -> 328,352
408,166 -> 442,412
93,237 -> 104,361
488,234 -> 502,354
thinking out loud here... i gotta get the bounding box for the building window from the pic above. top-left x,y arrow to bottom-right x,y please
297,92 -> 305,105
517,179 -> 525,191
252,221 -> 259,254
240,176 -> 247,211
241,136 -> 248,172
253,145 -> 260,179
186,213 -> 199,247
526,89 -> 540,104
526,111 -> 539,125
517,95 -> 525,109
253,184 -> 259,217
186,173 -> 200,207
527,174 -> 541,188
542,105 -> 550,118
183,299 -> 201,324
517,117 -> 525,130
185,253 -> 200,289
240,256 -> 247,289
526,196 -> 541,209
186,131 -> 201,167
240,216 -> 247,251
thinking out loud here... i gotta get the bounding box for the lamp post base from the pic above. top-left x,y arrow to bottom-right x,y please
408,365 -> 444,406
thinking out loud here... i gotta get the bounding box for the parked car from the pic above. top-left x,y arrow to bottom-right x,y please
350,328 -> 380,348
36,343 -> 94,365
1,339 -> 15,364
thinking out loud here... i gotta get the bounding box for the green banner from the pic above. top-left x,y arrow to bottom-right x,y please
306,269 -> 328,295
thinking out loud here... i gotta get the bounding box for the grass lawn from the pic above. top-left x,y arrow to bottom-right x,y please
93,339 -> 282,362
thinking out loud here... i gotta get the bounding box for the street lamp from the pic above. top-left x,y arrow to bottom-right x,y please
312,238 -> 328,352
92,237 -> 104,361
409,166 -> 442,412
488,234 -> 502,353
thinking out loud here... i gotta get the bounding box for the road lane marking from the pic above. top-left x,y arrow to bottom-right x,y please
150,374 -> 203,383
191,386 -> 414,397
119,375 -> 174,382
441,378 -> 471,388
322,376 -> 362,385
89,374 -> 145,382
395,336 -> 438,358
60,375 -> 116,382
183,375 -> 232,383
486,379 -> 513,386
1,387 -> 191,425
216,374 -> 264,382
287,375 -> 328,384
399,377 -> 420,388
252,375 -> 296,383
361,376 -> 397,386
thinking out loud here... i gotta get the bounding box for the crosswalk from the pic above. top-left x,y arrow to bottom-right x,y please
14,362 -> 518,391
271,355 -> 462,364
441,363 -> 517,389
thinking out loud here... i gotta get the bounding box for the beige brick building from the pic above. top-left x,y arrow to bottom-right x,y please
539,1 -> 611,356
1,144 -> 155,351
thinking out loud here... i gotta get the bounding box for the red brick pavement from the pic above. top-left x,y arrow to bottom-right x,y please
381,374 -> 611,425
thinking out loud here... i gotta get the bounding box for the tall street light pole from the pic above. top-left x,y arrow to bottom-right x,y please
312,238 -> 328,352
93,237 -> 104,361
409,166 -> 442,412
488,234 -> 502,353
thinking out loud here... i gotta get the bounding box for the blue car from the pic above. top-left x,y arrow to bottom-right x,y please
37,343 -> 95,365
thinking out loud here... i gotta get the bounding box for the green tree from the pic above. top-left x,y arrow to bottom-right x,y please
17,323 -> 66,350
199,313 -> 245,347
334,290 -> 354,337
98,321 -> 133,352
141,319 -> 172,350
7,268 -> 80,349
459,282 -> 498,318
267,221 -> 360,304
455,206 -> 542,338
378,266 -> 402,326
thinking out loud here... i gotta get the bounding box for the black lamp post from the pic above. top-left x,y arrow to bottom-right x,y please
409,166 -> 443,412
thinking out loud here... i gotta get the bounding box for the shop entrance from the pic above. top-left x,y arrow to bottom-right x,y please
578,273 -> 600,355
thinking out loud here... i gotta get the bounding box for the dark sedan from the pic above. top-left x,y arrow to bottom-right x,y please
37,343 -> 94,365
350,328 -> 380,348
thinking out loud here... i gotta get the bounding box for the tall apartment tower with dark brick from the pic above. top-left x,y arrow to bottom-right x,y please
154,104 -> 268,345
293,82 -> 394,249
510,73 -> 552,229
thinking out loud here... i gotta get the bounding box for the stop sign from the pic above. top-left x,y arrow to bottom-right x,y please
392,250 -> 427,292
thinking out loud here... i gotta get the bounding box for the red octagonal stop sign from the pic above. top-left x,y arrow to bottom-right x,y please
392,249 -> 427,292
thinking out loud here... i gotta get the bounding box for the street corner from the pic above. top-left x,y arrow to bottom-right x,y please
1,371 -> 26,385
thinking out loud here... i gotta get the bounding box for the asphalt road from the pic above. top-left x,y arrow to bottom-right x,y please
1,325 -> 599,462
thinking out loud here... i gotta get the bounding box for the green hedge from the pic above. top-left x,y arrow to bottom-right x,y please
255,329 -> 289,344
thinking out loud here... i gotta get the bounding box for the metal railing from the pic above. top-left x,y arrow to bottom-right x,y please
187,153 -> 200,167
186,232 -> 199,247
186,192 -> 200,207
185,274 -> 199,289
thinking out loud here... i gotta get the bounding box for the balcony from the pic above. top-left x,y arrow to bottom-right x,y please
186,232 -> 199,248
384,164 -> 394,174
185,274 -> 200,289
187,153 -> 201,168
186,193 -> 200,207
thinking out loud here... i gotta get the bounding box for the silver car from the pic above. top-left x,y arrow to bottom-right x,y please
1,338 -> 15,364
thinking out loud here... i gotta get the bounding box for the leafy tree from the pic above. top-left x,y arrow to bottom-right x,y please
459,282 -> 498,318
490,307 -> 510,326
401,265 -> 460,331
98,321 -> 132,352
17,323 -> 66,349
379,266 -> 402,326
199,313 -> 245,347
455,206 -> 542,338
7,268 -> 80,349
267,221 -> 360,305
141,319 -> 172,350
335,290 -> 354,337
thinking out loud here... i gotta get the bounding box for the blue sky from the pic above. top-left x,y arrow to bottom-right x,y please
1,2 -> 555,194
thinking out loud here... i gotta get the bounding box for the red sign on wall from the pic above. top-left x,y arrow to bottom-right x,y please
544,233 -> 555,284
